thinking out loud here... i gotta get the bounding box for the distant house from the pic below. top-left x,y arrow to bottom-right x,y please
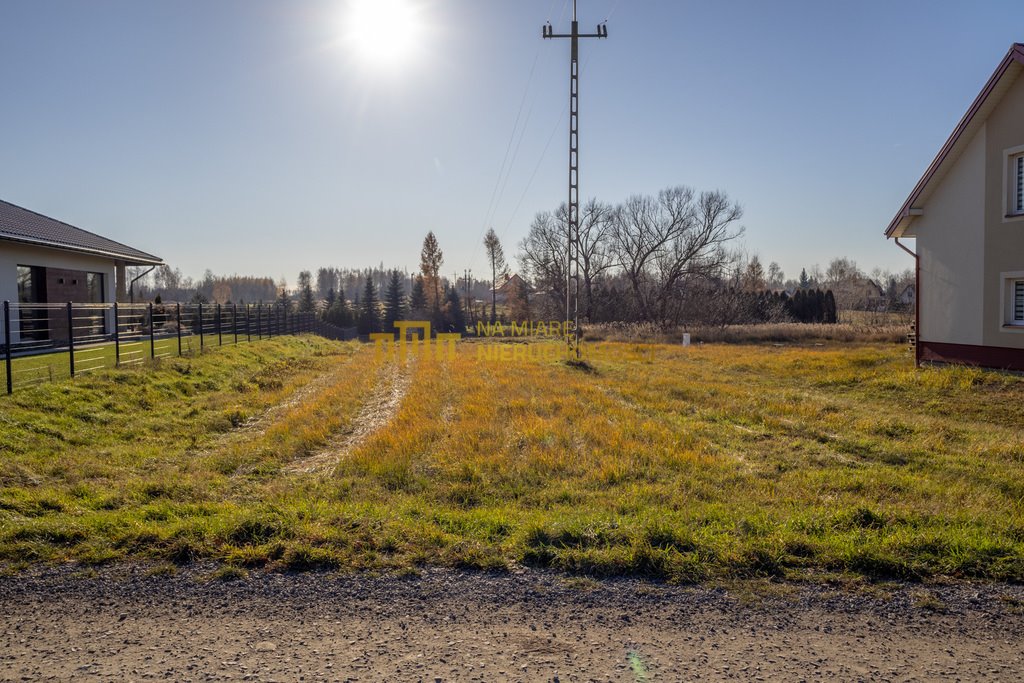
886,43 -> 1024,368
0,199 -> 162,344
898,284 -> 916,309
494,273 -> 530,303
837,278 -> 886,311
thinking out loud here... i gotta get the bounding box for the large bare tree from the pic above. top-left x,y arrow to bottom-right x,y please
611,186 -> 743,324
519,199 -> 614,322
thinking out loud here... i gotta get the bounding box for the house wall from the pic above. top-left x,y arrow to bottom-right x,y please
916,124 -> 987,346
0,242 -> 117,344
984,70 -> 1024,349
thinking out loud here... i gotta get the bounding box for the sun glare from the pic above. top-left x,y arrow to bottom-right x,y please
345,0 -> 422,69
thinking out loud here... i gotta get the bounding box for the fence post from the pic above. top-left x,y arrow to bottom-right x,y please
149,302 -> 156,359
246,304 -> 251,342
199,303 -> 204,350
4,301 -> 12,395
257,304 -> 262,340
270,307 -> 274,339
67,302 -> 75,378
113,302 -> 121,367
177,303 -> 182,356
217,303 -> 223,346
233,303 -> 239,345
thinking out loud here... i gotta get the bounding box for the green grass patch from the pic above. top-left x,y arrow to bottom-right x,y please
2,338 -> 1024,583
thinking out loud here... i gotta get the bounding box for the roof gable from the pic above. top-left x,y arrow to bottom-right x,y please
0,199 -> 162,265
886,43 -> 1024,238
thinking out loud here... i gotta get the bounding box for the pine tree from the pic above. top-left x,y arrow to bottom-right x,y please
483,228 -> 506,324
277,281 -> 292,313
326,287 -> 351,327
799,268 -> 810,290
420,232 -> 444,312
383,270 -> 406,331
297,270 -> 315,313
357,277 -> 380,335
444,286 -> 466,333
409,276 -> 428,316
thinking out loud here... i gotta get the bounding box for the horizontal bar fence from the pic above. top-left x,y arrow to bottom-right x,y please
1,301 -> 321,395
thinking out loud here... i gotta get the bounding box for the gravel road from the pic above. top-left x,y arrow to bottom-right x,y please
2,565 -> 1023,681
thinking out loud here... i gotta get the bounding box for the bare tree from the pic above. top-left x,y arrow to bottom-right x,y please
767,261 -> 785,290
483,228 -> 506,324
518,210 -> 568,319
611,186 -> 743,324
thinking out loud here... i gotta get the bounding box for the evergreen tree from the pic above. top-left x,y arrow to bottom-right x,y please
814,289 -> 826,323
409,275 -> 428,315
383,270 -> 406,331
357,277 -> 380,335
824,290 -> 838,324
325,287 -> 352,327
799,268 -> 810,290
277,280 -> 292,313
297,270 -> 315,313
790,289 -> 806,322
443,286 -> 466,333
420,231 -> 444,312
483,228 -> 506,324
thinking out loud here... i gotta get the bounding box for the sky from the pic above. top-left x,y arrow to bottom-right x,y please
2,0 -> 1023,286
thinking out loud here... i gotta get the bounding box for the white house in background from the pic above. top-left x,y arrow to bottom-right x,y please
886,43 -> 1024,369
0,199 -> 162,344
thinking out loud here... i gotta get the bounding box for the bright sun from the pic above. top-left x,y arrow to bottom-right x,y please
345,0 -> 422,69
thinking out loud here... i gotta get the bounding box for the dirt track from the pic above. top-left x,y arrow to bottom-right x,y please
2,566 -> 1023,682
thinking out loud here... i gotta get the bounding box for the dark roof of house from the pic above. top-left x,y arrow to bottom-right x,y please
495,273 -> 529,294
886,43 -> 1024,238
0,199 -> 162,265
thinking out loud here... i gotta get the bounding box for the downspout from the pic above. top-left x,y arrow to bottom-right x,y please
894,237 -> 920,367
129,266 -> 157,305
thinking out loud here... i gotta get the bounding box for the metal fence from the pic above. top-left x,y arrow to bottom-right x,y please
2,301 -> 324,395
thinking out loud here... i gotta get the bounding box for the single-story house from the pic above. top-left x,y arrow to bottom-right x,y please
886,43 -> 1024,368
0,199 -> 162,345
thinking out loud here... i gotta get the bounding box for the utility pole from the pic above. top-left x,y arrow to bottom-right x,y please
544,0 -> 607,359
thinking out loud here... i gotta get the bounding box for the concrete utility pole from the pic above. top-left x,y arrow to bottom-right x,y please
543,0 -> 607,359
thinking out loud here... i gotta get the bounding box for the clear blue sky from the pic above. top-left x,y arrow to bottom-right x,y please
1,0 -> 1022,285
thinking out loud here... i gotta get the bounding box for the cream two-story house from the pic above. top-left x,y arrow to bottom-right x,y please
887,43 -> 1024,369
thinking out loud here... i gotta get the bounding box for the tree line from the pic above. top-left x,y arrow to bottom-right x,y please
133,183 -> 914,332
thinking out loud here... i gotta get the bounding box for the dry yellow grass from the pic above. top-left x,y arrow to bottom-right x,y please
2,336 -> 1023,582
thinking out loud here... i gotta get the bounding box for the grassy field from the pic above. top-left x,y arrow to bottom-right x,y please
2,334 -> 1023,583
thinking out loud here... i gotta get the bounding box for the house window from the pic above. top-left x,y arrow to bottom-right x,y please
1016,154 -> 1024,215
16,265 -> 49,341
86,272 -> 104,303
1013,280 -> 1024,325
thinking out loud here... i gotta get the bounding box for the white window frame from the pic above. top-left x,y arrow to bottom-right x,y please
1013,280 -> 1024,325
1015,154 -> 1024,215
1000,271 -> 1024,331
1004,144 -> 1024,222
